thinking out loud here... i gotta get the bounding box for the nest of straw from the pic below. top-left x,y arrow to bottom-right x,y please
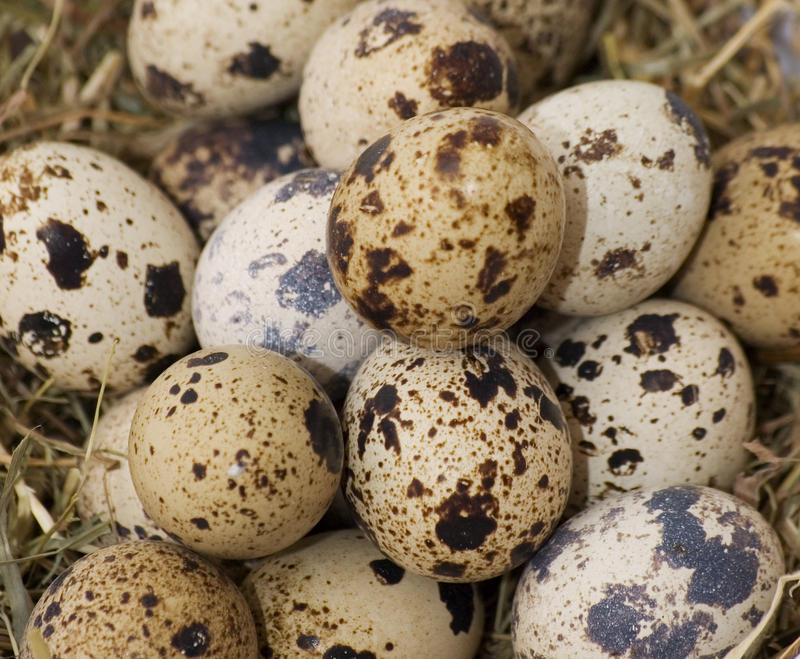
0,1 -> 799,657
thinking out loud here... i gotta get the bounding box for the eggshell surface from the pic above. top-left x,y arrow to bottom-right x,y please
21,540 -> 258,658
673,123 -> 800,349
0,141 -> 198,391
300,0 -> 520,169
241,529 -> 483,658
328,107 -> 565,348
518,80 -> 712,315
342,338 -> 571,582
512,485 -> 785,658
129,346 -> 343,559
537,298 -> 754,510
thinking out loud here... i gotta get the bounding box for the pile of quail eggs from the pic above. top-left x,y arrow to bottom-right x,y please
1,0 -> 797,657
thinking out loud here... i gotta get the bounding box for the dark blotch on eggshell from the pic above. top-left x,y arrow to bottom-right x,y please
275,170 -> 340,203
186,352 -> 229,367
144,262 -> 186,317
18,311 -> 71,358
608,448 -> 644,475
322,645 -> 376,659
277,250 -> 341,318
463,345 -> 516,408
369,558 -> 405,585
640,369 -> 679,392
527,526 -> 586,583
428,41 -> 504,107
522,385 -> 565,431
753,275 -> 778,297
388,91 -> 418,119
595,248 -> 637,279
170,622 -> 211,657
328,208 -> 353,275
665,90 -> 711,168
304,398 -> 343,473
715,348 -> 735,378
349,134 -> 393,184
145,65 -> 204,105
355,8 -> 422,58
577,360 -> 602,381
228,42 -> 281,79
434,488 -> 498,551
434,562 -> 465,579
680,385 -> 699,406
624,313 -> 680,357
437,583 -> 475,635
555,339 -> 585,367
35,218 -> 96,290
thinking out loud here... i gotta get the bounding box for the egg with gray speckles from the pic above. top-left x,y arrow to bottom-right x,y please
193,169 -> 381,402
300,0 -> 520,170
128,346 -> 343,559
328,106 -> 565,348
0,141 -> 198,392
512,485 -> 784,658
518,80 -> 713,316
533,298 -> 754,511
151,118 -> 315,242
342,338 -> 571,582
241,529 -> 483,658
673,123 -> 800,350
21,540 -> 257,658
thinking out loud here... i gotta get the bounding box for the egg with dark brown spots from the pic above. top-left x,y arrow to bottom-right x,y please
128,0 -> 359,118
532,298 -> 753,511
241,529 -> 483,657
78,388 -> 168,545
342,338 -> 571,582
327,106 -> 565,348
512,485 -> 784,658
518,80 -> 712,316
0,141 -> 198,392
673,123 -> 800,350
20,540 -> 257,658
300,0 -> 520,170
151,118 -> 314,242
128,346 -> 343,559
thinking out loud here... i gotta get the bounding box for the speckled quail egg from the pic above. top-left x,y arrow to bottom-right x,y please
518,80 -> 712,316
21,540 -> 257,658
512,485 -> 785,658
464,0 -> 598,103
151,118 -> 314,242
0,141 -> 198,392
673,123 -> 800,350
128,345 -> 343,559
128,0 -> 358,118
342,337 -> 571,582
193,169 -> 381,402
327,107 -> 565,348
241,529 -> 483,658
78,388 -> 167,545
300,0 -> 520,170
534,298 -> 754,510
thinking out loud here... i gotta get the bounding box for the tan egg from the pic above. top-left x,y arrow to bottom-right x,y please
20,540 -> 257,658
672,123 -> 800,349
342,338 -> 571,582
128,0 -> 359,118
0,141 -> 198,392
518,80 -> 712,316
78,388 -> 168,545
327,107 -> 565,348
532,298 -> 754,511
241,529 -> 483,658
152,118 -> 314,242
128,346 -> 343,559
512,486 -> 785,658
464,0 -> 598,102
300,0 -> 520,170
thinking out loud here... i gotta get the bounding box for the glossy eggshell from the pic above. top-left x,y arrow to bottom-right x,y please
128,0 -> 359,118
78,388 -> 167,544
342,339 -> 571,582
536,298 -> 754,510
518,80 -> 712,316
512,485 -> 785,658
299,0 -> 520,170
192,169 -> 381,402
0,141 -> 198,392
241,529 -> 483,658
128,346 -> 343,559
21,540 -> 258,658
151,118 -> 314,241
327,107 -> 565,348
672,123 -> 800,349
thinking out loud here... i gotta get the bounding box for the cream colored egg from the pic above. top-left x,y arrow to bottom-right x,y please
342,338 -> 571,582
241,529 -> 483,658
129,346 -> 343,559
534,298 -> 753,511
518,80 -> 712,316
128,0 -> 358,118
673,123 -> 800,350
193,169 -> 381,402
0,141 -> 198,392
328,107 -> 565,348
21,540 -> 257,658
300,0 -> 520,170
512,485 -> 785,658
78,388 -> 167,545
